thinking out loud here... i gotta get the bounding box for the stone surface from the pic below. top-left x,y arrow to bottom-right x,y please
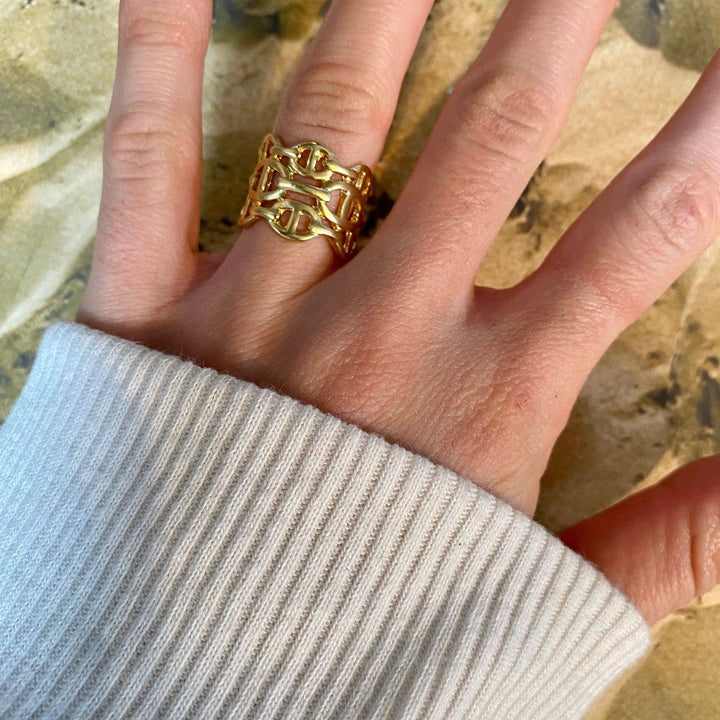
1,1 -> 719,717
231,0 -> 297,15
617,0 -> 720,71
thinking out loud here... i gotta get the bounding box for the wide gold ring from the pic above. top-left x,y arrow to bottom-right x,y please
237,133 -> 373,259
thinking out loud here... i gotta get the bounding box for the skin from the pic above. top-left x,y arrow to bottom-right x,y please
77,0 -> 720,627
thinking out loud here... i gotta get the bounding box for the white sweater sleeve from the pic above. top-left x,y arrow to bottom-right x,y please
0,322 -> 649,719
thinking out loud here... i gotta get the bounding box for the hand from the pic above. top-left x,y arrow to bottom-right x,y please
77,0 -> 720,626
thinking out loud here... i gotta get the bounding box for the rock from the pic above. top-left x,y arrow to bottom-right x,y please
279,1 -> 326,39
230,0 -> 297,16
616,0 -> 720,70
660,0 -> 720,71
615,0 -> 662,48
377,0 -> 503,200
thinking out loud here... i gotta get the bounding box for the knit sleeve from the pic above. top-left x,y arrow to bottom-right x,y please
0,322 -> 649,719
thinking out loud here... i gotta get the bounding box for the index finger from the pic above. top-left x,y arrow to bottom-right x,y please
82,0 -> 212,324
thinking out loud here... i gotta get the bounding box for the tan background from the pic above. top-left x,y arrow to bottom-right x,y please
1,0 -> 719,716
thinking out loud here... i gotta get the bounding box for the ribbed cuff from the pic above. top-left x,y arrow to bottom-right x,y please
0,322 -> 650,719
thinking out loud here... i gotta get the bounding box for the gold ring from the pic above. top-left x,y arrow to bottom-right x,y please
238,133 -> 373,259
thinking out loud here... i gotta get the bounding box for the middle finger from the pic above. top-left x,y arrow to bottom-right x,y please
220,0 -> 434,302
374,0 -> 619,289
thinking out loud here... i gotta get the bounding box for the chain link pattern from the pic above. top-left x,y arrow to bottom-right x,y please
238,134 -> 373,258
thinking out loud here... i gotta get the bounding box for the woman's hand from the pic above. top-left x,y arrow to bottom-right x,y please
77,0 -> 720,626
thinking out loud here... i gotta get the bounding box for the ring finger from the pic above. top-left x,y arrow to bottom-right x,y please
220,0 -> 434,300
371,0 -> 619,290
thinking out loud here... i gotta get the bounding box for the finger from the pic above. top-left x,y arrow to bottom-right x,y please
222,0 -> 434,299
507,50 -> 720,390
560,455 -> 720,626
371,0 -> 618,287
83,0 -> 212,322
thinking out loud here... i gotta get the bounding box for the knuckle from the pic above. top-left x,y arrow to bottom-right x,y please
121,7 -> 206,54
105,108 -> 198,183
450,66 -> 559,165
538,162 -> 720,329
282,59 -> 388,141
536,246 -> 642,327
629,161 -> 719,257
677,472 -> 720,598
564,262 -> 641,325
686,505 -> 720,599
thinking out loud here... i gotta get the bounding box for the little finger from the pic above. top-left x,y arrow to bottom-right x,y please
506,50 -> 720,392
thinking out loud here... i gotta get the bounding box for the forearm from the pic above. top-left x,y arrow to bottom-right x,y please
0,322 -> 649,719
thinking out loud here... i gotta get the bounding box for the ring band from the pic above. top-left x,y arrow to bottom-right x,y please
238,133 -> 373,259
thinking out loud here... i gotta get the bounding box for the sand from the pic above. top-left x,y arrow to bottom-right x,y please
1,1 -> 719,716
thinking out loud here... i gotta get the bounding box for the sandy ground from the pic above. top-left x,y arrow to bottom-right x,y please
1,0 -> 719,716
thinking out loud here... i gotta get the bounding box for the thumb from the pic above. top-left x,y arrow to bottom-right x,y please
559,455 -> 720,626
